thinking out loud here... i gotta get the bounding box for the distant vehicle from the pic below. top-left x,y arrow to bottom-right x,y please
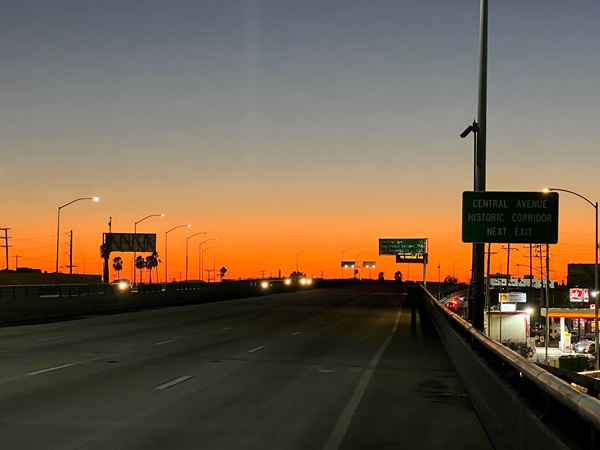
111,278 -> 132,293
573,339 -> 596,355
441,295 -> 467,316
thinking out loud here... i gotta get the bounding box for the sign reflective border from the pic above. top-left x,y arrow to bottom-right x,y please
462,191 -> 559,244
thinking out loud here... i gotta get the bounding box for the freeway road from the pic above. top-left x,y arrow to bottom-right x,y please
0,283 -> 492,450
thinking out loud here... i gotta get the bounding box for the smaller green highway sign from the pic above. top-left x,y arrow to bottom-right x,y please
379,238 -> 426,256
462,191 -> 559,244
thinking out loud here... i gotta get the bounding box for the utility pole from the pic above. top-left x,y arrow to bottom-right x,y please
0,227 -> 11,270
68,230 -> 74,275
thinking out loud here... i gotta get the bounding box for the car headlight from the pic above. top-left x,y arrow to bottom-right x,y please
118,281 -> 129,291
284,279 -> 292,285
260,280 -> 270,289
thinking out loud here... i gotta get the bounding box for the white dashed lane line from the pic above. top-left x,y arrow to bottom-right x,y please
247,346 -> 265,353
155,376 -> 193,390
156,339 -> 177,346
28,363 -> 76,376
36,336 -> 65,342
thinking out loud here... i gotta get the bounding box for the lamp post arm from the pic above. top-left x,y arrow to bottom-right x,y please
548,187 -> 596,209
59,197 -> 95,209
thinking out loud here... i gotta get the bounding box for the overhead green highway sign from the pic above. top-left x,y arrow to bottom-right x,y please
462,191 -> 559,244
379,238 -> 426,256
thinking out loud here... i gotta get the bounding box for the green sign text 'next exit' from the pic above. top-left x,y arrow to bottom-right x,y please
462,191 -> 559,244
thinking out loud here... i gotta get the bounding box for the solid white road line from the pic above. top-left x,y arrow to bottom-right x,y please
155,376 -> 193,390
156,339 -> 177,346
323,308 -> 402,450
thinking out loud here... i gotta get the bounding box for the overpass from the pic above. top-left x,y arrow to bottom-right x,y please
0,280 -> 598,449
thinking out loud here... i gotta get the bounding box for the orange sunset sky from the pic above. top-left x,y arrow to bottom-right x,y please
2,1 -> 599,284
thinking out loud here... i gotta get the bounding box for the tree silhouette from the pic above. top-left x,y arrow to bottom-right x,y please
145,252 -> 160,283
112,256 -> 123,277
135,256 -> 146,283
444,275 -> 459,284
100,243 -> 110,282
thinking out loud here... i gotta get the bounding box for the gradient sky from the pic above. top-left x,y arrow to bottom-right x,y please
1,1 -> 599,283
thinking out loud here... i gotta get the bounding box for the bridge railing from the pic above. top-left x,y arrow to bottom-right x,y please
422,285 -> 600,450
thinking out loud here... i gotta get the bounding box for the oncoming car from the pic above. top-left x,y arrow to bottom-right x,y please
111,278 -> 132,293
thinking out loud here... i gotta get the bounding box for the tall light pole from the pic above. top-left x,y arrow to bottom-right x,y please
165,224 -> 190,284
199,238 -> 217,281
460,0 -> 488,331
545,187 -> 598,370
185,232 -> 207,282
213,251 -> 222,282
133,213 -> 164,284
452,259 -> 463,279
296,249 -> 308,273
202,246 -> 213,281
437,263 -> 441,299
356,251 -> 368,279
56,197 -> 99,273
341,247 -> 354,279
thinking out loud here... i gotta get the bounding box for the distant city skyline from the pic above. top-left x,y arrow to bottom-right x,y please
1,1 -> 599,282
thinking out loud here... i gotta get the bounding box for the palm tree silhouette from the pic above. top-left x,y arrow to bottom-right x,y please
112,256 -> 123,277
145,252 -> 160,283
135,256 -> 146,283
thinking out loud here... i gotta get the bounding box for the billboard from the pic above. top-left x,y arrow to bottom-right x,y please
499,292 -> 526,303
103,233 -> 157,253
570,287 -> 590,303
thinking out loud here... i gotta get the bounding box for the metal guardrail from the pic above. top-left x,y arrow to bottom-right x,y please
422,285 -> 600,449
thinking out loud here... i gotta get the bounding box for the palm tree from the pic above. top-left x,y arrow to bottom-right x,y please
100,243 -> 110,283
145,252 -> 160,283
112,256 -> 123,277
135,256 -> 146,283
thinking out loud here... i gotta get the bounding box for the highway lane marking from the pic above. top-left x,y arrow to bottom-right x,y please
219,327 -> 232,331
247,346 -> 265,353
155,376 -> 193,390
156,339 -> 177,346
27,363 -> 76,376
318,369 -> 335,373
36,336 -> 65,342
323,308 -> 402,450
291,332 -> 301,336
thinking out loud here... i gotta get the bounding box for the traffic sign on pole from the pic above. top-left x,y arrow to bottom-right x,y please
462,191 -> 558,244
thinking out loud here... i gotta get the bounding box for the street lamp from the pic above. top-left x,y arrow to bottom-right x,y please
296,249 -> 308,273
213,251 -> 222,282
437,263 -> 441,299
199,238 -> 218,281
56,197 -> 99,273
356,251 -> 368,279
201,246 -> 213,281
545,187 -> 598,370
133,213 -> 164,284
452,259 -> 463,279
165,224 -> 191,284
185,232 -> 207,282
341,247 -> 354,279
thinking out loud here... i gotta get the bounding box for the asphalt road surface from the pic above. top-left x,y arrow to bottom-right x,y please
0,283 -> 492,449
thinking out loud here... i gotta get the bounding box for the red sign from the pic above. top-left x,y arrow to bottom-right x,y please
570,288 -> 589,302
